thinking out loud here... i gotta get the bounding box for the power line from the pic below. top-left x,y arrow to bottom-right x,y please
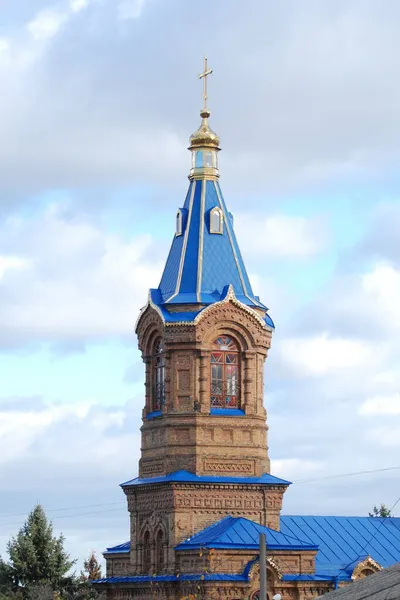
0,500 -> 125,520
341,493 -> 400,574
0,464 -> 398,532
292,465 -> 400,484
0,507 -> 126,531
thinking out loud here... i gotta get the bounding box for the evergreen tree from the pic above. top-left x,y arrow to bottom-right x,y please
5,505 -> 75,590
369,503 -> 392,518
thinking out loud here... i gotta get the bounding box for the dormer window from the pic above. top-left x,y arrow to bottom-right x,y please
176,209 -> 182,236
210,207 -> 223,234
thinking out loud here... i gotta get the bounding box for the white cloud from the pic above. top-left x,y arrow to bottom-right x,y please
359,393 -> 400,416
366,425 -> 400,448
361,264 -> 400,328
272,458 -> 325,481
117,0 -> 147,20
0,204 -> 163,345
0,402 -> 87,463
27,9 -> 68,42
236,214 -> 328,259
70,0 -> 90,13
278,333 -> 373,377
0,256 -> 30,281
0,38 -> 10,56
1,1 -> 400,198
0,398 -> 137,468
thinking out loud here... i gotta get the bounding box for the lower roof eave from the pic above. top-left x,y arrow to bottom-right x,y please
282,574 -> 336,582
176,543 -> 318,552
120,469 -> 291,488
92,574 -> 248,584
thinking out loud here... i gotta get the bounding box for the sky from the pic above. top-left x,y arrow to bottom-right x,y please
1,0 -> 400,572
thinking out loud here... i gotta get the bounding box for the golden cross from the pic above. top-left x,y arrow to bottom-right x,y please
199,56 -> 213,111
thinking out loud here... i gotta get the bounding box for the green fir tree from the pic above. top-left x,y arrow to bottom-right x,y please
4,505 -> 75,591
369,503 -> 392,518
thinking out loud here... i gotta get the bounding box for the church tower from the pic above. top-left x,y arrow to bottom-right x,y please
96,61 -> 391,600
120,59 -> 290,579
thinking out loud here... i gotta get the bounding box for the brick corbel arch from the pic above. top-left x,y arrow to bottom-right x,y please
248,558 -> 283,583
136,304 -> 165,356
195,299 -> 271,352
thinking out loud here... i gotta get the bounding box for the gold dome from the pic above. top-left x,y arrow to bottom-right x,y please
189,109 -> 220,150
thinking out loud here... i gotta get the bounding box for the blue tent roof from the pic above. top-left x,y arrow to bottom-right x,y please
120,469 -> 291,488
156,179 -> 270,314
176,516 -> 317,551
281,515 -> 400,579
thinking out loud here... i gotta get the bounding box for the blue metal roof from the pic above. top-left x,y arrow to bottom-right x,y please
156,179 -> 270,313
103,515 -> 400,582
176,516 -> 317,551
280,516 -> 400,579
150,286 -> 274,328
120,469 -> 291,488
104,541 -> 130,555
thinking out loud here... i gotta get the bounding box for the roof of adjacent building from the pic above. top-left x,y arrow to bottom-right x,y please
120,469 -> 291,488
152,178 -> 273,322
280,516 -> 400,579
316,562 -> 400,599
104,514 -> 400,582
176,516 -> 317,551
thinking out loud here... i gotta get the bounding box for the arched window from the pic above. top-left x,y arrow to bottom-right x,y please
211,335 -> 240,408
153,340 -> 165,411
176,210 -> 182,236
155,530 -> 164,573
143,531 -> 151,574
357,568 -> 375,579
210,207 -> 223,234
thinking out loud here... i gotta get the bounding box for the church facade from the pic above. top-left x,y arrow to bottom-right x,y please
94,63 -> 400,600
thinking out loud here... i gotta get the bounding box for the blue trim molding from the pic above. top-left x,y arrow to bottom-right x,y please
210,408 -> 245,416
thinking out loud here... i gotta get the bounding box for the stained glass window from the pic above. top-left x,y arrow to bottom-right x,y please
154,340 -> 165,411
211,335 -> 240,408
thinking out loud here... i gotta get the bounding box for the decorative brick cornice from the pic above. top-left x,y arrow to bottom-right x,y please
136,286 -> 272,333
194,285 -> 270,332
135,292 -> 165,334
